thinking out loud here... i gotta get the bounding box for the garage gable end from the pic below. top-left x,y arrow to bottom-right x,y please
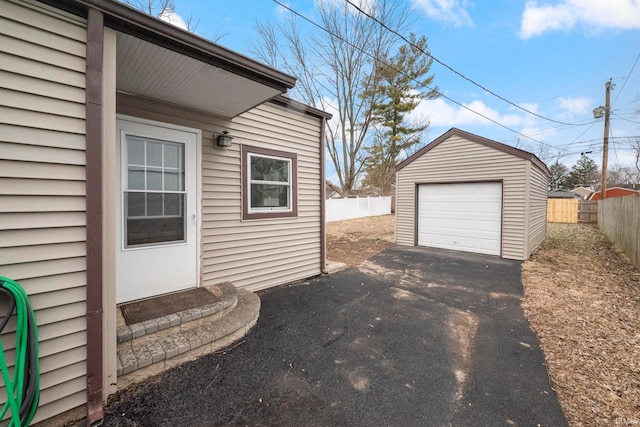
397,128 -> 549,176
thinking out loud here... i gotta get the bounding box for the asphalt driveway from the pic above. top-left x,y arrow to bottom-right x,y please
104,246 -> 567,426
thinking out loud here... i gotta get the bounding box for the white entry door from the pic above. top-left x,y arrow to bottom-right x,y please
116,117 -> 199,303
418,182 -> 502,256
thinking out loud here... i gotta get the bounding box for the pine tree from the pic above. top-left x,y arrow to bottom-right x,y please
361,34 -> 439,195
563,156 -> 600,189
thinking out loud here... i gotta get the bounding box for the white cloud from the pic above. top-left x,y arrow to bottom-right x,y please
274,1 -> 292,19
348,0 -> 377,14
556,96 -> 593,118
520,0 -> 640,39
316,0 -> 377,15
412,0 -> 473,27
158,8 -> 189,31
407,98 -> 524,129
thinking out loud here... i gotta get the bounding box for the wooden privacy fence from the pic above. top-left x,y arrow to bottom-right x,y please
547,199 -> 597,223
598,195 -> 640,270
578,201 -> 598,223
547,199 -> 578,223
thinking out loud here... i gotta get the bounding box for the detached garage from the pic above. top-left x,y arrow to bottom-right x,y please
395,128 -> 550,260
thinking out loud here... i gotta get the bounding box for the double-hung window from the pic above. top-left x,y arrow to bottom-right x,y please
242,145 -> 297,220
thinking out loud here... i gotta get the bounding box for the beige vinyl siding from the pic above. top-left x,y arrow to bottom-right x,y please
526,162 -> 549,257
117,94 -> 322,292
396,135 -> 528,260
0,0 -> 87,423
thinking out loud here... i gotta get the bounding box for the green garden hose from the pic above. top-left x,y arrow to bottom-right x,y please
0,276 -> 40,426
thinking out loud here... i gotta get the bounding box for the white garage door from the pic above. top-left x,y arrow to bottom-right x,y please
418,182 -> 502,256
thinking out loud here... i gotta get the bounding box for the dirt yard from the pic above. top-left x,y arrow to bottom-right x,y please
327,217 -> 640,426
523,223 -> 640,426
326,214 -> 395,266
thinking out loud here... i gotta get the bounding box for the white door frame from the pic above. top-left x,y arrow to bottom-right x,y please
115,115 -> 201,303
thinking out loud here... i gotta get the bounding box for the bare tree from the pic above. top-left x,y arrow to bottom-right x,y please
515,139 -> 554,166
125,0 -> 173,16
123,0 -> 203,34
606,164 -> 638,185
631,138 -> 640,175
251,1 -> 413,197
548,160 -> 569,189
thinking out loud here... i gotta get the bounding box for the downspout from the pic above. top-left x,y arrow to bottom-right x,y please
320,117 -> 327,274
85,7 -> 105,425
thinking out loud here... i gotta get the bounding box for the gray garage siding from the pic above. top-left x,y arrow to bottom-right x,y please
396,129 -> 549,261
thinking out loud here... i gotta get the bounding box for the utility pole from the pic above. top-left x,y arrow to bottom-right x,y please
600,80 -> 612,199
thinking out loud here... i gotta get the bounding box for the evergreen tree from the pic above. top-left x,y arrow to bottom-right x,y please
564,156 -> 600,189
252,1 -> 413,197
361,34 -> 439,195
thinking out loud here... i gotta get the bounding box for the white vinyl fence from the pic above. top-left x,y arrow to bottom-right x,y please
326,196 -> 392,222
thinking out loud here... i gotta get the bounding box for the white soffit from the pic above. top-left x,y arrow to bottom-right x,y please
116,32 -> 283,117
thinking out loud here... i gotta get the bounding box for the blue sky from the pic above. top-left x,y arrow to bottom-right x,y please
162,0 -> 640,174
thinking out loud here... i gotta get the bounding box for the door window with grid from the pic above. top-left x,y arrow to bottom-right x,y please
124,136 -> 186,247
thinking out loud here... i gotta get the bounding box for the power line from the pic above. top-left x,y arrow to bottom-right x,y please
271,0 -> 554,146
557,120 -> 598,156
611,53 -> 640,107
343,0 -> 590,127
495,117 -> 595,143
534,80 -> 606,104
611,127 -> 621,168
613,112 -> 640,125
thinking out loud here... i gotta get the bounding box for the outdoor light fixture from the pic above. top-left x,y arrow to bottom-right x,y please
592,106 -> 605,119
216,130 -> 233,148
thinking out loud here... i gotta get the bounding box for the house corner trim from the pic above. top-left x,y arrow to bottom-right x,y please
320,117 -> 327,274
86,7 -> 105,425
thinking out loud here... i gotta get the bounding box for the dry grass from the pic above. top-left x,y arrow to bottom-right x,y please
522,223 -> 640,425
326,214 -> 395,267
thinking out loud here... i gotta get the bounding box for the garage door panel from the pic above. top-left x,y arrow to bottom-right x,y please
476,202 -> 501,213
418,183 -> 501,256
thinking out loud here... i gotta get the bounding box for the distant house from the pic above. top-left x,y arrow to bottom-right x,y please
325,182 -> 341,199
589,187 -> 640,201
570,186 -> 593,200
325,184 -> 388,199
548,189 -> 581,199
347,187 -> 382,197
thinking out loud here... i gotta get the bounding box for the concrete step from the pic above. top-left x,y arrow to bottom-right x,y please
116,282 -> 238,344
116,288 -> 260,390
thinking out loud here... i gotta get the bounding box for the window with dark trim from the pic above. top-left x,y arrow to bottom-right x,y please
242,145 -> 298,220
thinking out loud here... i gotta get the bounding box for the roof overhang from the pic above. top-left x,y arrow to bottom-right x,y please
47,0 -> 297,118
115,32 -> 285,117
